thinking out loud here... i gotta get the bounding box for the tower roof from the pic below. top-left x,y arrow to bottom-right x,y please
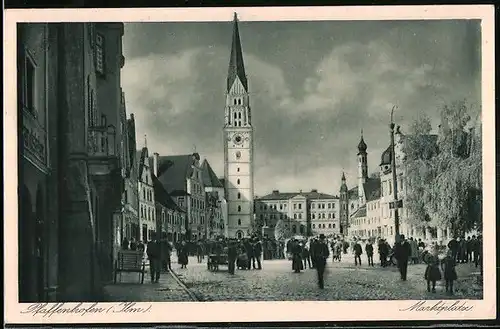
227,13 -> 248,93
340,172 -> 348,192
357,130 -> 367,153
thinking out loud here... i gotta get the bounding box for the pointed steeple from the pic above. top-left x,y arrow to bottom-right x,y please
341,172 -> 346,182
340,171 -> 348,193
227,13 -> 248,93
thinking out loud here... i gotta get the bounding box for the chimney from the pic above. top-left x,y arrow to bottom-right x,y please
153,152 -> 159,176
311,189 -> 318,193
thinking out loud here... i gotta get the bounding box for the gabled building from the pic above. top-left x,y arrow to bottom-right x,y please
152,173 -> 186,243
201,159 -> 227,239
151,152 -> 205,241
137,140 -> 156,243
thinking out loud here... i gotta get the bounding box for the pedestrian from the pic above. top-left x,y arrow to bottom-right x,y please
122,237 -> 129,250
424,254 -> 441,293
394,234 -> 411,281
447,236 -> 458,262
378,238 -> 387,267
147,234 -> 161,283
291,239 -> 303,273
162,239 -> 172,271
409,237 -> 419,264
365,240 -> 374,266
178,240 -> 189,269
130,237 -> 137,251
441,248 -> 458,295
302,243 -> 311,269
459,236 -> 467,263
475,235 -> 482,268
466,236 -> 473,263
313,234 -> 330,289
237,244 -> 248,270
196,240 -> 203,263
309,239 -> 317,269
471,235 -> 479,267
252,238 -> 263,270
353,240 -> 362,266
227,239 -> 237,275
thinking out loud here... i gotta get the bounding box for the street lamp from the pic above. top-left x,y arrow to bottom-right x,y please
389,105 -> 401,242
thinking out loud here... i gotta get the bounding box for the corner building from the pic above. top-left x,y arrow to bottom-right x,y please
223,14 -> 254,239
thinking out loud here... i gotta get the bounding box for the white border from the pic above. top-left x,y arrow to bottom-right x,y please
4,5 -> 496,324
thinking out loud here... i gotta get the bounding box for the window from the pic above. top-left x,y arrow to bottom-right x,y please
237,167 -> 240,172
95,33 -> 105,75
294,214 -> 297,219
237,192 -> 241,199
312,204 -> 315,209
293,204 -> 297,210
328,203 -> 331,209
24,53 -> 36,113
292,225 -> 297,234
329,224 -> 332,228
312,224 -> 316,229
312,214 -> 315,219
237,205 -> 241,212
238,219 -> 241,226
238,112 -> 241,119
298,204 -> 302,210
234,112 -> 237,118
237,179 -> 240,185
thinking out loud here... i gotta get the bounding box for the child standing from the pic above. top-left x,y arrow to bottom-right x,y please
441,249 -> 458,295
424,254 -> 442,293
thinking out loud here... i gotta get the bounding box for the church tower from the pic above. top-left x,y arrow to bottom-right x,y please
357,130 -> 368,205
223,13 -> 254,239
339,172 -> 349,235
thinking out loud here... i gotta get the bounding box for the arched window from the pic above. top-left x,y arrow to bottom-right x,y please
237,179 -> 240,185
333,224 -> 336,228
312,224 -> 316,229
238,99 -> 242,105
237,192 -> 241,199
237,205 -> 241,212
234,99 -> 237,105
238,219 -> 241,225
328,224 -> 332,228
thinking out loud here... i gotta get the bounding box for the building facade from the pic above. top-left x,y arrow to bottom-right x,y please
137,143 -> 156,243
223,14 -> 255,239
152,153 -> 204,241
255,190 -> 340,238
347,129 -> 451,245
122,113 -> 140,242
18,23 -> 126,302
201,160 -> 228,239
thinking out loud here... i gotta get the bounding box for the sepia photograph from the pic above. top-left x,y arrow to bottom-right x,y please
4,5 -> 496,324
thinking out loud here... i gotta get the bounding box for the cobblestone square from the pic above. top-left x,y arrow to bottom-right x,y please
102,255 -> 482,302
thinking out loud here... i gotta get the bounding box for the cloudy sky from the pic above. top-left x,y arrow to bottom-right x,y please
122,18 -> 481,197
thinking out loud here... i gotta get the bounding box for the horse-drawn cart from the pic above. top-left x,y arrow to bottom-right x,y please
207,253 -> 229,272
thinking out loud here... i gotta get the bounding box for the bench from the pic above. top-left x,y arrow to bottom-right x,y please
114,250 -> 146,284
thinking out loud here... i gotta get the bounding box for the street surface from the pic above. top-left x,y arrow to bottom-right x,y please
103,253 -> 482,302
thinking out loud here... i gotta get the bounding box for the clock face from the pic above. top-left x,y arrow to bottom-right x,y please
233,134 -> 243,145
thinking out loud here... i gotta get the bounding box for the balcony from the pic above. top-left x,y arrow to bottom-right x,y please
87,125 -> 120,177
21,105 -> 47,171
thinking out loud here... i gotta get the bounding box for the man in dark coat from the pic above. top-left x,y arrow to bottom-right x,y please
378,239 -> 387,267
353,240 -> 362,266
162,239 -> 172,271
447,236 -> 459,261
147,234 -> 161,283
313,234 -> 330,289
252,238 -> 262,270
394,234 -> 411,281
365,240 -> 374,266
122,237 -> 129,250
244,239 -> 253,270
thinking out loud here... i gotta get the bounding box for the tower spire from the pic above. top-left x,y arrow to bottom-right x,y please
144,134 -> 147,149
227,12 -> 248,92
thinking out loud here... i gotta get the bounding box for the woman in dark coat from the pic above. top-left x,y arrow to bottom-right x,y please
424,255 -> 442,293
291,240 -> 303,273
178,241 -> 189,269
441,250 -> 458,294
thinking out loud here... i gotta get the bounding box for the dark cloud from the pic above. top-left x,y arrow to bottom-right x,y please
122,19 -> 481,196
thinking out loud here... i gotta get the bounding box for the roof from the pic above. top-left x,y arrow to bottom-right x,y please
363,177 -> 381,202
352,205 -> 367,218
136,148 -> 148,179
348,186 -> 358,199
358,135 -> 367,153
227,13 -> 248,92
152,154 -> 196,195
201,159 -> 223,188
256,190 -> 338,201
152,174 -> 185,213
